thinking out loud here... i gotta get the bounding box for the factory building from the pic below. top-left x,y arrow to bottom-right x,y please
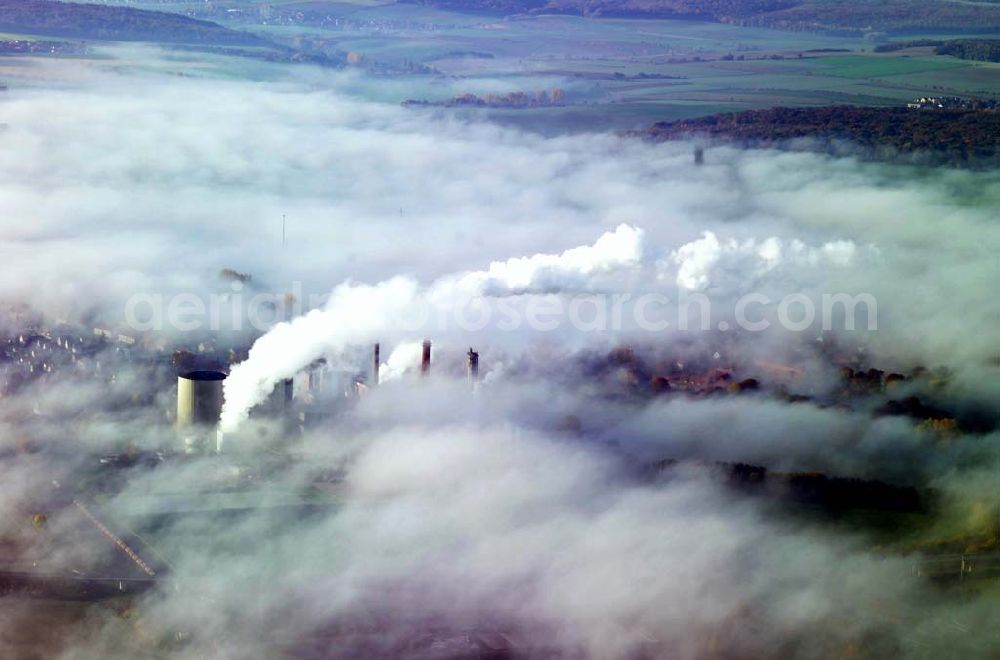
256,378 -> 293,417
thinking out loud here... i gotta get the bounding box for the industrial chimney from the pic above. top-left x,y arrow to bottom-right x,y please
694,146 -> 705,166
467,348 -> 479,382
421,340 -> 432,376
372,343 -> 380,386
177,370 -> 226,428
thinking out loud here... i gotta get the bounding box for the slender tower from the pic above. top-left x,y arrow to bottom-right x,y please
467,348 -> 480,382
420,340 -> 432,376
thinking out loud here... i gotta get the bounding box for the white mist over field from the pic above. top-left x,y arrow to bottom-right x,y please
0,56 -> 995,374
0,54 -> 994,379
0,49 -> 997,658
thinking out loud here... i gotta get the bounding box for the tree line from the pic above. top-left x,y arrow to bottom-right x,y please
876,39 -> 1000,62
641,105 -> 1000,167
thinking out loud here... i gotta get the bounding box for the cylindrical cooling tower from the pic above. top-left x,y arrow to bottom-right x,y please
177,370 -> 227,428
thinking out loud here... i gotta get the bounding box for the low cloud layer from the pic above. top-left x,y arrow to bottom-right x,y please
0,48 -> 997,658
0,50 -> 996,383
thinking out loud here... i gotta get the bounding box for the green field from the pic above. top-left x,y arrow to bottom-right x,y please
810,54 -> 970,78
245,8 -> 1000,129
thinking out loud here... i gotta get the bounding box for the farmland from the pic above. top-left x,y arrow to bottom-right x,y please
3,2 -> 1000,132
238,7 -> 1000,130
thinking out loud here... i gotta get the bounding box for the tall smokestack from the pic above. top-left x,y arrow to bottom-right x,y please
372,343 -> 380,386
467,348 -> 479,382
694,146 -> 705,166
421,340 -> 431,376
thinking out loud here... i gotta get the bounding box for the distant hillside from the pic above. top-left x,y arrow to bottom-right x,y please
402,0 -> 1000,33
936,39 -> 1000,63
0,0 -> 267,46
877,39 -> 1000,62
639,106 -> 1000,167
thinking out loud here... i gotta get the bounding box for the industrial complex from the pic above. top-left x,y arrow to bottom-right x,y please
0,296 -> 996,658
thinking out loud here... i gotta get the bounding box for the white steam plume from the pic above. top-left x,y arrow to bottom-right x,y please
220,224 -> 644,432
378,341 -> 426,384
455,221 -> 645,294
665,231 -> 862,292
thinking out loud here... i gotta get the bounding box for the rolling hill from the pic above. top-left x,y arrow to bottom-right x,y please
402,0 -> 1000,33
0,0 -> 267,46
